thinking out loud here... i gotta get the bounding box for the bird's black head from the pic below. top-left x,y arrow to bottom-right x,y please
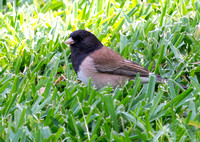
65,30 -> 103,73
65,30 -> 103,54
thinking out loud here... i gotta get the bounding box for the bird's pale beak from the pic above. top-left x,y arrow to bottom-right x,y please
65,37 -> 75,44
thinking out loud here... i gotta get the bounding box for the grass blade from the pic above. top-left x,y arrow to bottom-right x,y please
104,95 -> 119,132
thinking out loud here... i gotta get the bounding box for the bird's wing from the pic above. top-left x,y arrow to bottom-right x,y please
89,46 -> 151,77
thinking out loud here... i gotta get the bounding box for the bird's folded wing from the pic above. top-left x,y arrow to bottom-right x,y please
90,46 -> 150,77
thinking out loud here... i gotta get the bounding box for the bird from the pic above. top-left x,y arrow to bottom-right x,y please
65,30 -> 187,89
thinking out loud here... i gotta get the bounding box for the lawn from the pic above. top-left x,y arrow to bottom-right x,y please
0,0 -> 200,141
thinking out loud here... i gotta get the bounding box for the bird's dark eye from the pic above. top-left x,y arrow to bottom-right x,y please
72,36 -> 83,42
72,34 -> 87,42
69,30 -> 92,43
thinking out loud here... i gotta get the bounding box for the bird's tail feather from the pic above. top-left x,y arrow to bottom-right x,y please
156,75 -> 188,89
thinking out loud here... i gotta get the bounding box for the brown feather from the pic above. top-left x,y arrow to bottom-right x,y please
90,46 -> 150,77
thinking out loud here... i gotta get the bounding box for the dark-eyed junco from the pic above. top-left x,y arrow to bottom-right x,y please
65,30 -> 187,89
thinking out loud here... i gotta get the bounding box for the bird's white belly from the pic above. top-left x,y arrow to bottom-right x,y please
77,70 -> 90,85
77,70 -> 127,89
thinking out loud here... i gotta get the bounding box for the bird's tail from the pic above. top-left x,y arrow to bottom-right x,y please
156,75 -> 168,83
156,75 -> 188,89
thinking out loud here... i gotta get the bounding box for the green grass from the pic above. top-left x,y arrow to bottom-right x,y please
0,0 -> 200,141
